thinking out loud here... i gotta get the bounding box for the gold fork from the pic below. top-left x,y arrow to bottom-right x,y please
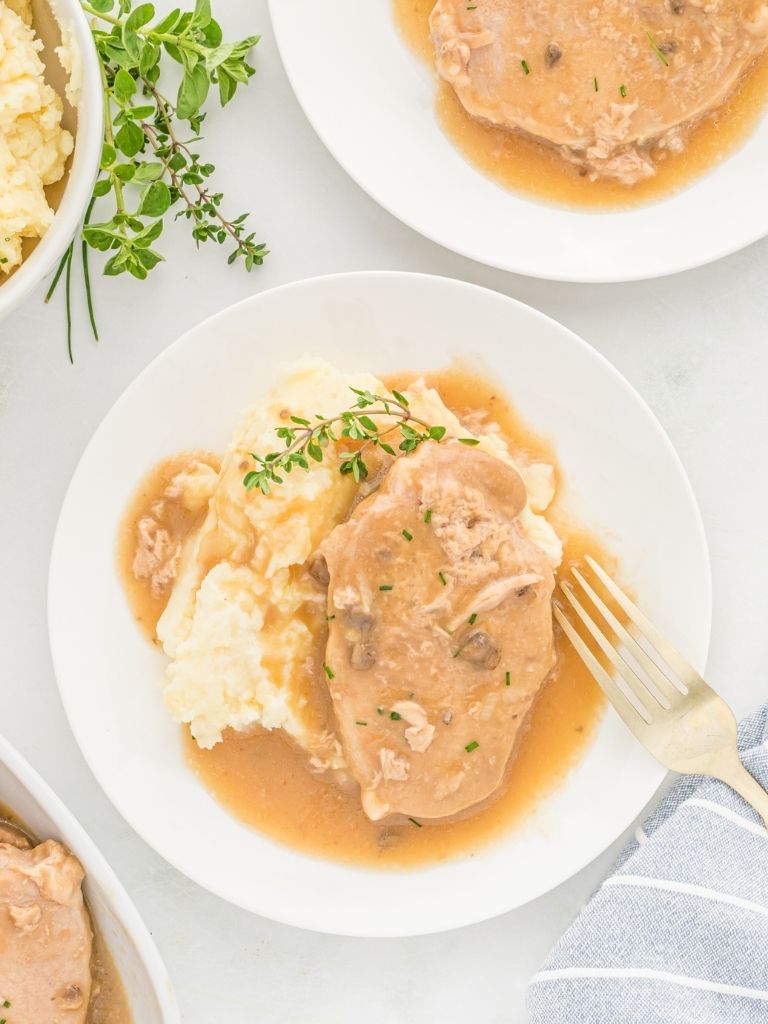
554,556 -> 768,830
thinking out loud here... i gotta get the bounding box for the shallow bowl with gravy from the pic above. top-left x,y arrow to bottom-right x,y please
0,734 -> 179,1023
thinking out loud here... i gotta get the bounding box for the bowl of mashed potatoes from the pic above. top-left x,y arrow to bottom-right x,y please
0,0 -> 102,320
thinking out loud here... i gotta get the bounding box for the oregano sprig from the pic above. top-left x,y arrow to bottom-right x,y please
243,387 -> 477,496
47,0 -> 267,360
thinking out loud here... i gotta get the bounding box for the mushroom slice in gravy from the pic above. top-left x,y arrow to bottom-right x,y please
320,442 -> 556,822
0,836 -> 92,1023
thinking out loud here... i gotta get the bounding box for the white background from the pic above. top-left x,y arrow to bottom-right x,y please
2,2 -> 768,1020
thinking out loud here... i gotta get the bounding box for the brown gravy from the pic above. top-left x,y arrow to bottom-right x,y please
393,0 -> 768,209
0,804 -> 132,1023
119,369 -> 611,868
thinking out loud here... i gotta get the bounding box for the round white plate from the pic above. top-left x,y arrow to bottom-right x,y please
268,0 -> 768,282
49,272 -> 711,936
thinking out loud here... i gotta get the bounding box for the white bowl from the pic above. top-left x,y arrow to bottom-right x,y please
0,734 -> 180,1022
0,0 -> 103,321
49,272 -> 711,937
270,0 -> 768,282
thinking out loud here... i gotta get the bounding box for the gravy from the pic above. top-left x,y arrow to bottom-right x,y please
0,804 -> 132,1024
393,0 -> 768,208
120,369 -> 610,868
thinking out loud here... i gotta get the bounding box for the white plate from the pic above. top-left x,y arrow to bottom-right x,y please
49,272 -> 710,936
0,735 -> 179,1022
268,0 -> 768,282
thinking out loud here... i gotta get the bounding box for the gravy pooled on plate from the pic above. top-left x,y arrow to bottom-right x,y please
119,364 -> 610,867
395,0 -> 768,207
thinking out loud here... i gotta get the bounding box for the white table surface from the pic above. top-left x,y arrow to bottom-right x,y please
2,3 -> 768,1020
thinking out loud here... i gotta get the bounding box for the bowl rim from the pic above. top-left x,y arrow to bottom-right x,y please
0,0 -> 104,321
47,270 -> 713,936
0,732 -> 181,1022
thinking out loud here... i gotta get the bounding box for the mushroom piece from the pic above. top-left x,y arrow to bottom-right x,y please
308,554 -> 330,586
545,43 -> 562,66
455,631 -> 501,669
349,642 -> 376,671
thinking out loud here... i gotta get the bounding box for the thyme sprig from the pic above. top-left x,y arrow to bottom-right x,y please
47,0 -> 266,359
244,387 -> 451,495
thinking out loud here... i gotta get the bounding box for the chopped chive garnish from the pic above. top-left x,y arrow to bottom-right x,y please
593,76 -> 599,92
465,740 -> 479,753
467,4 -> 477,8
505,671 -> 511,686
377,706 -> 385,715
356,720 -> 367,726
458,437 -> 481,446
408,817 -> 423,827
468,613 -> 477,625
402,529 -> 413,542
438,571 -> 447,586
452,648 -> 460,658
424,508 -> 433,523
646,30 -> 669,66
326,614 -> 336,621
619,84 -> 627,98
379,584 -> 393,591
323,663 -> 335,680
521,59 -> 530,75
390,710 -> 402,720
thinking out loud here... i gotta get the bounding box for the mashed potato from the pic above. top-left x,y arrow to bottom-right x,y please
158,360 -> 562,762
0,0 -> 74,274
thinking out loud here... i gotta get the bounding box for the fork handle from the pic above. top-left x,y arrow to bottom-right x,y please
711,754 -> 768,831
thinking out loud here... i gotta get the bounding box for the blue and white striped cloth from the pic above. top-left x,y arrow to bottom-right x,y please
528,705 -> 768,1023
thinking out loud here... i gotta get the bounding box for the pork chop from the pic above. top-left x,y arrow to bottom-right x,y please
430,0 -> 768,182
319,442 -> 556,821
0,838 -> 93,1022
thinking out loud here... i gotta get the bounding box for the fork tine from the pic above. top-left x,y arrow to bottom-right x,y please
585,556 -> 703,692
553,605 -> 653,736
559,582 -> 654,723
571,567 -> 681,706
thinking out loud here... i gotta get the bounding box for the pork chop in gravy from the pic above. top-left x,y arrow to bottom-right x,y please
430,0 -> 768,182
319,443 -> 555,821
0,837 -> 92,1023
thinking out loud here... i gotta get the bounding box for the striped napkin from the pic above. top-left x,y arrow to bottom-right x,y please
527,705 -> 768,1024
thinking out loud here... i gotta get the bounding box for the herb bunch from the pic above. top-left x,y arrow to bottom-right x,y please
243,387 -> 480,495
48,0 -> 266,359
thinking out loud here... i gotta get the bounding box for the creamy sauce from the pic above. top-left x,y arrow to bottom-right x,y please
393,0 -> 768,208
118,451 -> 220,643
0,804 -> 132,1023
120,369 -> 611,868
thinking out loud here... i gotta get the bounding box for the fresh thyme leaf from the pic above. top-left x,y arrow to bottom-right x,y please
620,84 -> 628,98
402,529 -> 413,542
458,438 -> 480,446
47,0 -> 267,356
521,59 -> 530,75
390,711 -> 402,721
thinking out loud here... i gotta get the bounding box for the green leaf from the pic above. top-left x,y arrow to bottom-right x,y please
139,181 -> 171,217
151,7 -> 181,34
176,64 -> 210,120
204,42 -> 234,72
125,3 -> 155,30
132,161 -> 164,182
202,17 -> 223,47
92,178 -> 112,198
114,121 -> 145,157
138,41 -> 160,77
89,0 -> 115,12
191,0 -> 211,27
100,143 -> 117,168
113,68 -> 136,102
391,389 -> 409,407
458,438 -> 480,446
113,162 -> 136,182
428,425 -> 446,440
